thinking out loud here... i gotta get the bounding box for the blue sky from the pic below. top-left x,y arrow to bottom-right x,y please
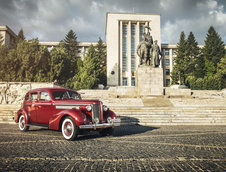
0,0 -> 226,44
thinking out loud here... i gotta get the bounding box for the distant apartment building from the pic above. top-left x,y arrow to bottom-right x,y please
39,41 -> 105,60
0,25 -> 17,48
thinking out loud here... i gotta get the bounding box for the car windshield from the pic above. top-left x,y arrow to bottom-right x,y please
52,90 -> 81,100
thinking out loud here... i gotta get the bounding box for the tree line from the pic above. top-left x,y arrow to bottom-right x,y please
0,29 -> 106,89
171,26 -> 226,90
0,26 -> 225,90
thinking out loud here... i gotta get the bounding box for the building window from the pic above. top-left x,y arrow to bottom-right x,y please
131,55 -> 136,72
131,77 -> 135,86
131,24 -> 136,36
165,59 -> 170,66
39,92 -> 51,101
122,77 -> 128,86
166,79 -> 170,87
166,69 -> 170,75
131,25 -> 136,72
164,49 -> 169,56
122,24 -> 127,72
84,48 -> 88,54
30,92 -> 38,101
78,48 -> 82,53
139,24 -> 144,42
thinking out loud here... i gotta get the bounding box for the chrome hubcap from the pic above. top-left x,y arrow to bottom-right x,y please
64,122 -> 72,137
19,117 -> 25,129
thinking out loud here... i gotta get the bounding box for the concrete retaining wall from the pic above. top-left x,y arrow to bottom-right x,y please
0,82 -> 56,105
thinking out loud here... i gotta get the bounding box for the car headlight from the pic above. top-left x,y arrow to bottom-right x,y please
94,117 -> 99,124
103,105 -> 109,111
107,117 -> 112,123
86,105 -> 92,112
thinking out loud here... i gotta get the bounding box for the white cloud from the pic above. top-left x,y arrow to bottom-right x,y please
162,0 -> 226,44
0,0 -> 225,43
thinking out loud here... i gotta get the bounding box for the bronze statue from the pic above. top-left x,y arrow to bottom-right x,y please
136,26 -> 153,65
150,40 -> 162,67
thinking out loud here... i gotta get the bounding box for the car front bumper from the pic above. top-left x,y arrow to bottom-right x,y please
79,118 -> 121,129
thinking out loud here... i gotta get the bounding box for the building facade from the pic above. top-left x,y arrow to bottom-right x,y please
0,25 -> 17,48
39,41 -> 104,60
106,13 -> 161,87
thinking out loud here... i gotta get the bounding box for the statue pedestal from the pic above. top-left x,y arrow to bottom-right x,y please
136,65 -> 163,96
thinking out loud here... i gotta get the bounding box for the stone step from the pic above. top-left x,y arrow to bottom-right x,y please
113,110 -> 226,114
0,104 -> 226,125
117,114 -> 226,119
120,121 -> 226,125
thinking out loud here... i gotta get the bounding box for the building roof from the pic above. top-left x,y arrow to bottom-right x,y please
0,25 -> 17,38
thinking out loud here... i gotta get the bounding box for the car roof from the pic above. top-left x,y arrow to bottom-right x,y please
28,87 -> 77,93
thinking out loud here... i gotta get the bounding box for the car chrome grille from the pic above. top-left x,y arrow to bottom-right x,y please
92,104 -> 100,123
100,102 -> 103,123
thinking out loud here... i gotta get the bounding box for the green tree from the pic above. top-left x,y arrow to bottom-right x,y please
71,45 -> 99,89
216,55 -> 226,89
49,43 -> 71,85
171,31 -> 187,84
34,46 -> 51,82
15,39 -> 40,81
186,32 -> 200,77
63,30 -> 78,78
16,29 -> 25,44
202,26 -> 225,75
96,37 -> 107,86
5,48 -> 18,81
194,54 -> 205,78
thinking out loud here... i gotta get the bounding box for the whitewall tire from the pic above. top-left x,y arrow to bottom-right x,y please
18,114 -> 29,131
61,117 -> 78,141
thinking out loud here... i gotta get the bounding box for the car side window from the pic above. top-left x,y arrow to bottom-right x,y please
30,92 -> 38,101
25,94 -> 29,101
39,92 -> 51,101
69,91 -> 80,100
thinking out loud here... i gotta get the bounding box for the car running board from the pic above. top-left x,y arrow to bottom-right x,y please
27,123 -> 49,128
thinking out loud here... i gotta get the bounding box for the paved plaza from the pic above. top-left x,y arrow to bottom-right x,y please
0,124 -> 225,171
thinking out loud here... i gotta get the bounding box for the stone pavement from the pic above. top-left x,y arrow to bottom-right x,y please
0,124 -> 225,171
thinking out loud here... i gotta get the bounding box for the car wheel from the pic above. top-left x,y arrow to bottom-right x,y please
100,127 -> 114,136
18,114 -> 29,131
61,117 -> 78,141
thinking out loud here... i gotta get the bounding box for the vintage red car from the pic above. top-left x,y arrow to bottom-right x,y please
14,88 -> 120,140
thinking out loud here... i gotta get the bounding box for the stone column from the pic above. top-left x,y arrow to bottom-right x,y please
119,21 -> 123,86
127,21 -> 131,86
135,22 -> 140,72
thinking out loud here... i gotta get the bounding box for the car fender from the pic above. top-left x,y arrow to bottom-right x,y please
15,108 -> 29,124
104,109 -> 117,119
49,109 -> 86,130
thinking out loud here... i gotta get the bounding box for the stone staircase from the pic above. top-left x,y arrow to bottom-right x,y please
111,106 -> 226,125
0,105 -> 20,124
0,89 -> 226,125
1,105 -> 226,126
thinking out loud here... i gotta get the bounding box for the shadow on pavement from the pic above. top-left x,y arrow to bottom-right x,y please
112,116 -> 159,137
17,116 -> 159,140
113,125 -> 159,137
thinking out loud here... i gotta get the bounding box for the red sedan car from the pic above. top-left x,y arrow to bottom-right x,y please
14,88 -> 120,140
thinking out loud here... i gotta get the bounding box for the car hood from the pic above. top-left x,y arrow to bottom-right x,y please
53,99 -> 101,105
